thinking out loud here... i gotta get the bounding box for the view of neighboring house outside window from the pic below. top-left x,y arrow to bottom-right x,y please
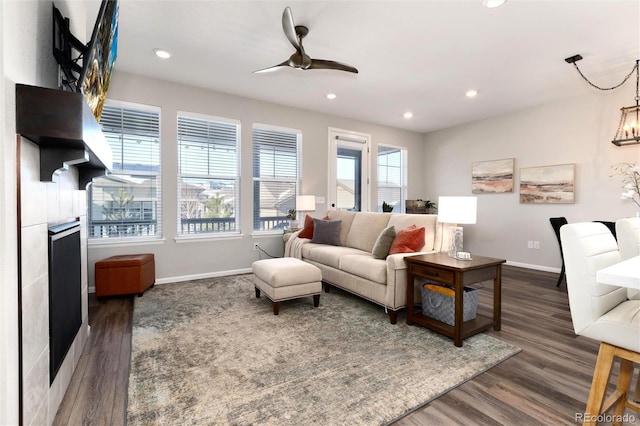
252,124 -> 302,231
377,145 -> 407,213
177,112 -> 240,235
88,101 -> 162,240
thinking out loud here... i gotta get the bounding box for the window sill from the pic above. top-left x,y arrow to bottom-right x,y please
174,233 -> 244,244
88,237 -> 166,248
251,231 -> 286,237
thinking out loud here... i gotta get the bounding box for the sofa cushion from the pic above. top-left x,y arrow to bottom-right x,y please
304,245 -> 368,269
387,214 -> 439,252
389,225 -> 425,254
339,254 -> 387,285
311,219 -> 341,245
326,210 -> 357,246
345,212 -> 392,252
372,225 -> 396,259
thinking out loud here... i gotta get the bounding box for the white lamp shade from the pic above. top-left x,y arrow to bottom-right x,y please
437,196 -> 477,224
296,195 -> 316,212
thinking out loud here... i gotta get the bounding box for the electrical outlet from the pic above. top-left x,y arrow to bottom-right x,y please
253,242 -> 260,251
533,241 -> 540,249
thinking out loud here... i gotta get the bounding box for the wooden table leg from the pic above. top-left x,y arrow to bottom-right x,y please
454,271 -> 463,347
494,264 -> 502,331
406,270 -> 415,325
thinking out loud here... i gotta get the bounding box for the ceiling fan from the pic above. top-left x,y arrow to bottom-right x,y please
254,7 -> 358,74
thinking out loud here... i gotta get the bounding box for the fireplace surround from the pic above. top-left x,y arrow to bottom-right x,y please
15,83 -> 111,423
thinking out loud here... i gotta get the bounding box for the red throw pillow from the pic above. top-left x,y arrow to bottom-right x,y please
298,215 -> 332,239
389,225 -> 425,254
298,214 -> 315,239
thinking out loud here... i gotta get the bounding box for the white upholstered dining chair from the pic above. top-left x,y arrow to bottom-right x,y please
616,217 -> 640,300
560,222 -> 640,425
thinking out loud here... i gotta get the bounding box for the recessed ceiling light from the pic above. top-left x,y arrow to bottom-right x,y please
482,0 -> 507,8
154,49 -> 171,59
326,93 -> 337,100
403,112 -> 413,119
466,89 -> 478,98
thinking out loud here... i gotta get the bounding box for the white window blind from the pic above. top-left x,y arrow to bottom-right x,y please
252,125 -> 301,231
88,102 -> 162,239
377,145 -> 407,213
177,113 -> 240,235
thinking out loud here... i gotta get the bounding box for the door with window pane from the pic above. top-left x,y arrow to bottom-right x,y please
328,129 -> 370,212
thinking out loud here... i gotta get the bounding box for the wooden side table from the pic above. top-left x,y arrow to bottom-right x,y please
405,252 -> 505,347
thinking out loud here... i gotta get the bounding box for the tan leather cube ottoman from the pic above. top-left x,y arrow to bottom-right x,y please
95,253 -> 155,298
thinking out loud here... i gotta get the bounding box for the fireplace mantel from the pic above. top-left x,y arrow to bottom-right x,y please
15,84 -> 112,187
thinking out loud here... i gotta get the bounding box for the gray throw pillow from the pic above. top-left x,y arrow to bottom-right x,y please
311,219 -> 342,245
372,225 -> 396,259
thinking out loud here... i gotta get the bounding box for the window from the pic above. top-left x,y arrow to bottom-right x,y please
252,125 -> 301,231
177,113 -> 240,235
377,145 -> 407,213
88,102 -> 161,239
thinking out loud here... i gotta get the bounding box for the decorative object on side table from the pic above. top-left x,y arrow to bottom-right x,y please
286,208 -> 298,229
437,196 -> 477,258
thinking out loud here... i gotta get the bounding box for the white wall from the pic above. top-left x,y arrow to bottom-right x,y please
423,88 -> 640,271
88,71 -> 427,286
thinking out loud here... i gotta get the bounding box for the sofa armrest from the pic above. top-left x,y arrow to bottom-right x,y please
386,251 -> 436,270
383,250 -> 439,310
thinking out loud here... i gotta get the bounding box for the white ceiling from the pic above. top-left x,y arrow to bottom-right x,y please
88,0 -> 640,133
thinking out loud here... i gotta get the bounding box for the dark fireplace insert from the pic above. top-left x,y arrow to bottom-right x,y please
48,220 -> 82,384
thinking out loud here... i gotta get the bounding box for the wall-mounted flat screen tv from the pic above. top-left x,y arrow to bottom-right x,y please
78,0 -> 119,121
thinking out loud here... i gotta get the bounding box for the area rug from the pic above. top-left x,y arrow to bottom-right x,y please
127,274 -> 520,425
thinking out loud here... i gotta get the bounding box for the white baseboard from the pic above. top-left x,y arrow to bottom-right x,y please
505,260 -> 560,274
89,267 -> 253,294
155,268 -> 253,285
88,263 -> 559,294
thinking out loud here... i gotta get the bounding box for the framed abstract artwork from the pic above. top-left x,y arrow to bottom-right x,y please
519,163 -> 575,204
472,158 -> 514,193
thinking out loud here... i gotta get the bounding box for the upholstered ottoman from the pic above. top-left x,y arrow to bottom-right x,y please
252,258 -> 322,315
95,253 -> 155,298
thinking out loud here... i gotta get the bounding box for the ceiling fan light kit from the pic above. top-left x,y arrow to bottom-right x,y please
566,54 -> 640,146
254,7 -> 358,74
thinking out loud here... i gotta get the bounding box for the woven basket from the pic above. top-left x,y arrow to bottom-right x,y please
421,283 -> 478,325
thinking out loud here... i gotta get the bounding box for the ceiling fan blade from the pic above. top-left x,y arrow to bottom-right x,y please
253,60 -> 290,74
282,7 -> 300,51
309,59 -> 359,74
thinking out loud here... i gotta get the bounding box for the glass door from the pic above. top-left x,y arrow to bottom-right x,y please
328,128 -> 370,211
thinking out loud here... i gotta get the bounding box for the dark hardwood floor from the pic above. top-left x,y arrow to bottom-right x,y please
53,266 -> 640,425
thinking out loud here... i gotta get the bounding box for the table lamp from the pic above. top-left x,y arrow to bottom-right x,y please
296,195 -> 316,225
437,196 -> 477,258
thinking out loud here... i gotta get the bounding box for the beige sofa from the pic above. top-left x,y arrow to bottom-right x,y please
293,210 -> 448,324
